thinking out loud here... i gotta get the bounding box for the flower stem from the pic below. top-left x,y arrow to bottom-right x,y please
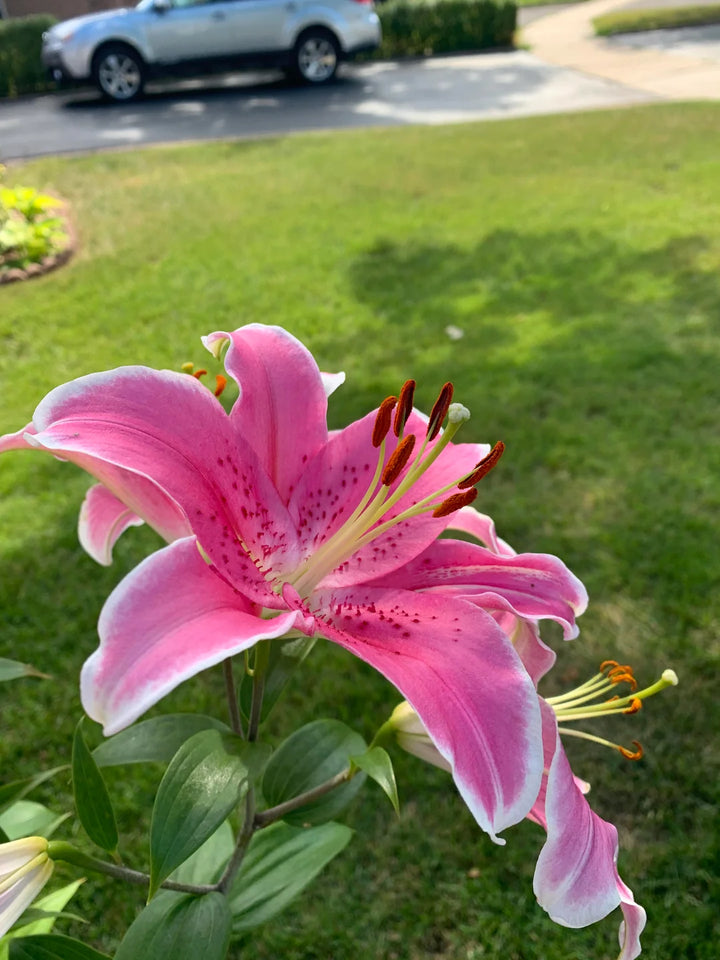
223,657 -> 244,737
253,767 -> 352,829
248,641 -> 270,742
47,842 -> 215,895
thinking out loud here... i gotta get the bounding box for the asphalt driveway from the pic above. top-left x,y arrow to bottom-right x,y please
0,52 -> 653,162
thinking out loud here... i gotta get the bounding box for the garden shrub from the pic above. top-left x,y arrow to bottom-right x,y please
0,166 -> 69,276
377,0 -> 517,57
0,15 -> 56,98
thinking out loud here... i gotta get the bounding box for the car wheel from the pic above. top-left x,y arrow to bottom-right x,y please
293,30 -> 340,84
92,44 -> 145,102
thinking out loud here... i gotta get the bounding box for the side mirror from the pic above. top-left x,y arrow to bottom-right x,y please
152,0 -> 172,13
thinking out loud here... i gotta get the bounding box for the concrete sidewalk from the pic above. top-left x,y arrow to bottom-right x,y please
522,0 -> 720,98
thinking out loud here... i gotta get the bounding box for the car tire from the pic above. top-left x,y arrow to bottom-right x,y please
92,44 -> 146,103
292,29 -> 340,85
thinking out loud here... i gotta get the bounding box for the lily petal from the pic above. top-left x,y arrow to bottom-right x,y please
27,366 -> 301,603
78,484 -> 148,565
375,539 -> 587,639
0,423 -> 38,453
0,859 -> 53,937
311,585 -> 543,841
532,702 -> 646,958
445,506 -> 516,556
80,537 -> 304,734
203,324 -> 334,503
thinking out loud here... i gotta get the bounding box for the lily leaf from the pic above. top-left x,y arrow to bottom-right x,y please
0,659 -> 49,683
261,719 -> 366,827
114,893 -> 230,960
0,880 -> 86,958
0,770 -> 67,817
169,821 -> 234,887
350,746 -> 400,814
149,731 -> 267,899
229,821 -> 353,933
9,935 -> 108,960
93,714 -> 229,768
0,801 -> 70,841
72,721 -> 118,853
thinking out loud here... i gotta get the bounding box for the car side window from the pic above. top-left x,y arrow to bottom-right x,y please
171,0 -> 213,9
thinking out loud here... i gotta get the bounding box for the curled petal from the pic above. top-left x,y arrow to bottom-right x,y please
203,324 -> 335,502
312,585 -> 543,841
78,484 -> 146,566
445,505 -> 516,556
81,537 -> 304,734
532,702 -> 646,957
375,538 -> 587,640
0,423 -> 38,453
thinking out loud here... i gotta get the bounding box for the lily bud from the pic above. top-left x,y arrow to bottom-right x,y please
388,702 -> 451,772
0,837 -> 54,936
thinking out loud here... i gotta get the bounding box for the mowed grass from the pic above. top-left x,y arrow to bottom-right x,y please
1,104 -> 719,959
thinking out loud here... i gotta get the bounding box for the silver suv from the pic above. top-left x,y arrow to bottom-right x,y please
42,0 -> 381,102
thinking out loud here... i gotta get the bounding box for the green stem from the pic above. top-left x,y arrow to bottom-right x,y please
247,641 -> 271,742
217,789 -> 255,895
223,657 -> 244,737
253,768 -> 352,829
47,842 -> 215,896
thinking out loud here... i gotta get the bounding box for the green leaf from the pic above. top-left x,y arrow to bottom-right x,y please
72,720 -> 118,853
92,714 -> 229,768
0,659 -> 49,683
229,821 -> 353,933
261,719 -> 366,826
114,893 -> 230,960
0,801 -> 69,841
149,731 -> 264,898
169,821 -> 234,887
238,636 -> 316,723
350,746 -> 400,814
0,770 -> 67,817
8,935 -> 109,960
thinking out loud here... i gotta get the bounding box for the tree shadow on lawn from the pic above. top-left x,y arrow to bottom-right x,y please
347,228 -> 720,641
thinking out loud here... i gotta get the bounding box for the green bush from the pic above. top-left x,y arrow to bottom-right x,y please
377,0 -> 517,57
0,166 -> 69,274
0,15 -> 57,98
593,4 -> 720,35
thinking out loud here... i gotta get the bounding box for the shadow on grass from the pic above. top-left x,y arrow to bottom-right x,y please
347,229 -> 720,638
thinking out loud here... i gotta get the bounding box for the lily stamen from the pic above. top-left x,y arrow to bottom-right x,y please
549,666 -> 678,759
557,728 -> 645,761
394,380 -> 416,438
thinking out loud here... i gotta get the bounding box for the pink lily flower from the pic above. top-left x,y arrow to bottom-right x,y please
0,324 -> 587,843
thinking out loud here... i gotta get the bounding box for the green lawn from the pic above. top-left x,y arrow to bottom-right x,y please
594,4 -> 720,35
1,103 -> 719,959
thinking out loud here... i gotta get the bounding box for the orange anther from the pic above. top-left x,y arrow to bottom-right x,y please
600,660 -> 620,672
432,487 -> 478,518
193,369 -> 208,380
382,434 -> 416,487
623,698 -> 642,715
619,741 -> 643,761
426,382 -> 454,441
610,671 -> 638,691
372,396 -> 398,448
458,441 -> 505,489
394,380 -> 416,437
214,375 -> 227,398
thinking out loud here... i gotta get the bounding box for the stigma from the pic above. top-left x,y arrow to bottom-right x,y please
547,661 -> 679,760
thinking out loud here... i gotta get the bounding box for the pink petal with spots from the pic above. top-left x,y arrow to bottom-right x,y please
81,537 -> 303,735
203,325 -> 334,503
79,484 -> 146,566
374,539 -> 587,639
496,611 -> 556,685
290,409 -> 488,588
532,702 -> 646,958
445,506 -> 516,556
26,366 -> 302,604
311,585 -> 543,842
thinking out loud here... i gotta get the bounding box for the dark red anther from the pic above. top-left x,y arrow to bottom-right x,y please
193,369 -> 208,380
619,740 -> 643,761
457,441 -> 506,489
393,380 -> 416,437
431,487 -> 478,518
426,382 -> 454,441
372,396 -> 398,448
382,434 -> 416,486
214,375 -> 227,398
